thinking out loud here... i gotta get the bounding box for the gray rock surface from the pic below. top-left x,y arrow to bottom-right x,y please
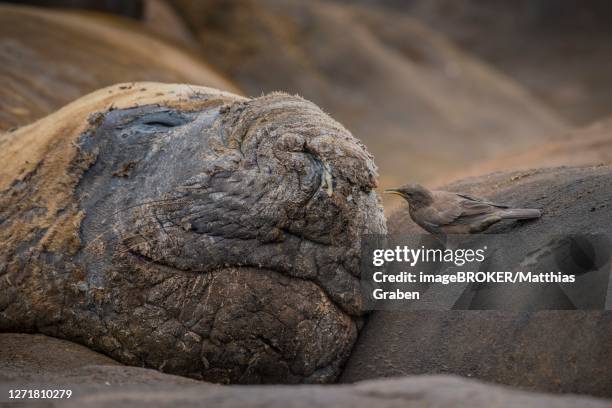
0,333 -> 119,381
1,373 -> 610,408
342,166 -> 612,396
369,0 -> 612,124
0,334 -> 609,408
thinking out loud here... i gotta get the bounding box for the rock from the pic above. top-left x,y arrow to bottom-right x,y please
2,1 -> 144,18
432,117 -> 612,186
0,3 -> 239,131
0,83 -> 386,384
142,0 -> 201,49
0,333 -> 120,381
0,333 -> 200,387
343,166 -> 612,397
365,0 -> 612,124
0,345 -> 609,408
169,0 -> 567,197
0,333 -> 609,407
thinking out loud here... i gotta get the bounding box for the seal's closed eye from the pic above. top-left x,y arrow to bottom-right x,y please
142,120 -> 177,128
140,112 -> 188,129
108,107 -> 194,134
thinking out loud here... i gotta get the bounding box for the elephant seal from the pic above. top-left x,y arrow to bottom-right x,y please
0,83 -> 386,384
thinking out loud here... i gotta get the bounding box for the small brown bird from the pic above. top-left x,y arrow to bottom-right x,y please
385,183 -> 541,234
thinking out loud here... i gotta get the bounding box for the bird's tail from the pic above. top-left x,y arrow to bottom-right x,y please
499,208 -> 541,220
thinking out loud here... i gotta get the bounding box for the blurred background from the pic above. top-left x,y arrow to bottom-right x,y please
2,0 -> 612,212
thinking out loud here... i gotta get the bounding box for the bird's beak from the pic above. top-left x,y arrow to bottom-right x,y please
384,189 -> 403,197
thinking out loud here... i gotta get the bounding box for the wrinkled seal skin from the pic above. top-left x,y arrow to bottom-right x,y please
0,83 -> 386,384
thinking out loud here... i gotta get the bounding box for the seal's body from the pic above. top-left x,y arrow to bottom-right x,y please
0,83 -> 386,384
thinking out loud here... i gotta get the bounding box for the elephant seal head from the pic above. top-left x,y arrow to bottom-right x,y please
57,85 -> 387,383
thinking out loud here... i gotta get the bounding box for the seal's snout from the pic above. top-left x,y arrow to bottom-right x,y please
226,93 -> 379,205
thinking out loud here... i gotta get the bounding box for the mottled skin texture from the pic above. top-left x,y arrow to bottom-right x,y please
0,83 -> 386,384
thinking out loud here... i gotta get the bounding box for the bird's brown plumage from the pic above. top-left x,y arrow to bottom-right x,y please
386,183 -> 541,234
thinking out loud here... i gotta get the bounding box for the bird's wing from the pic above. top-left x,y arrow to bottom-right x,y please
423,192 -> 466,226
426,191 -> 505,227
455,192 -> 509,209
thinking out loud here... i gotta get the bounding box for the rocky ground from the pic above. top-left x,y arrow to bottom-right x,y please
432,116 -> 612,186
344,0 -> 612,125
1,334 -> 610,408
0,333 -> 120,381
347,165 -> 612,397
